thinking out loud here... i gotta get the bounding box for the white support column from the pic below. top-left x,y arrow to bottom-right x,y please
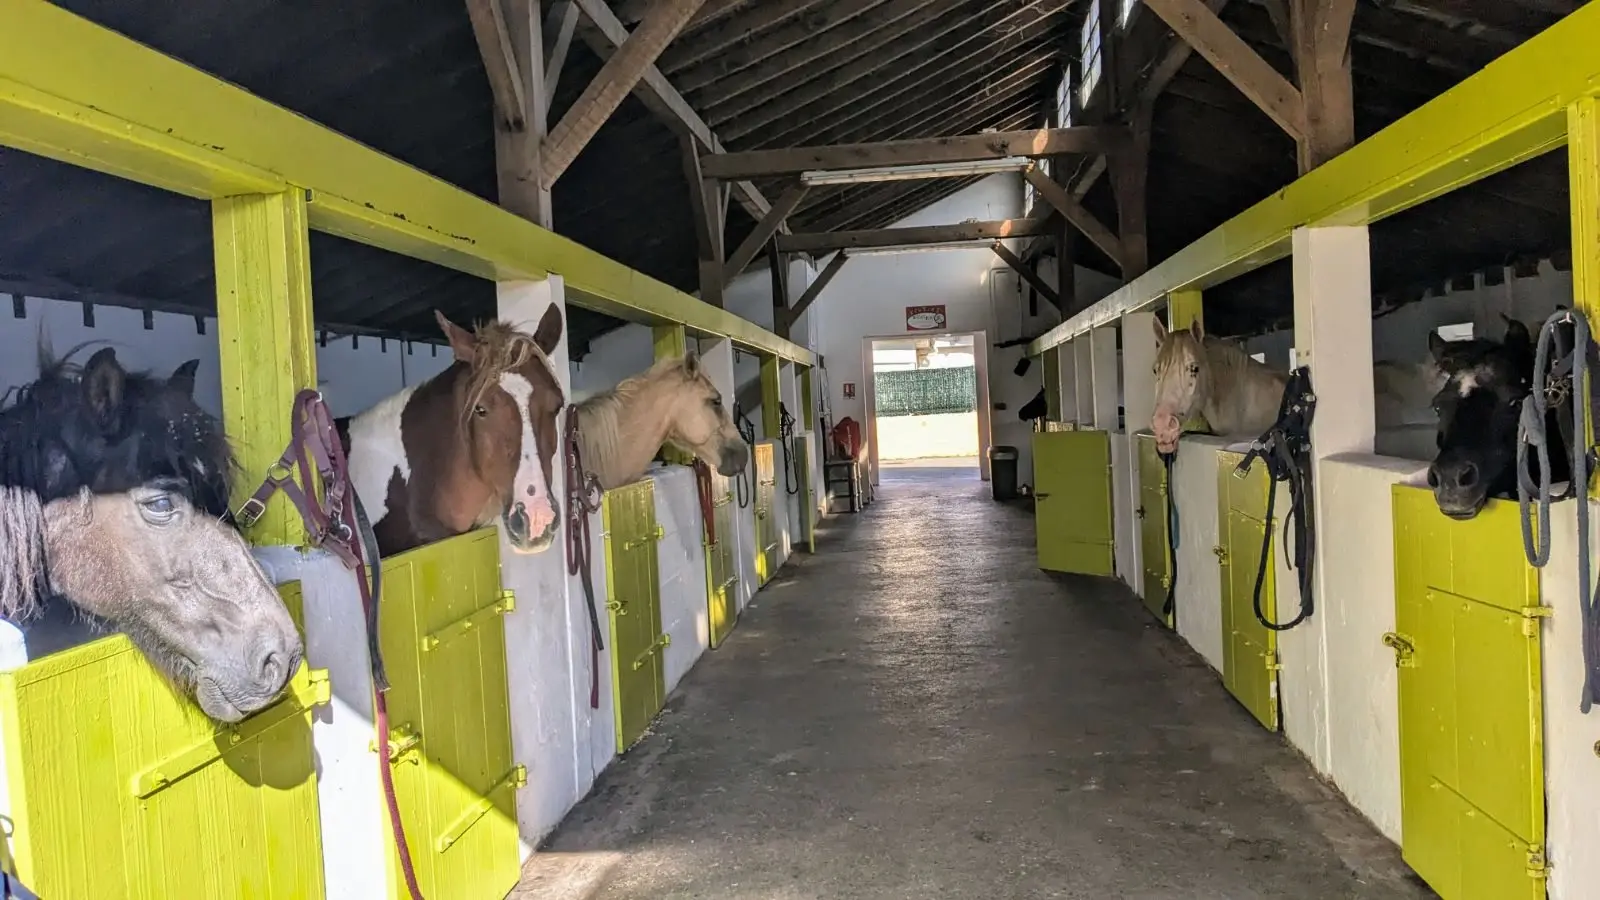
1089,325 -> 1120,430
700,336 -> 754,610
1287,224 -> 1375,778
1073,335 -> 1094,428
1057,341 -> 1080,424
496,275 -> 589,852
1122,311 -> 1158,436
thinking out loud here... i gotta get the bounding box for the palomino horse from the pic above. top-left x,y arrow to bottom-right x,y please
1426,316 -> 1571,519
1150,318 -> 1444,453
0,347 -> 301,722
340,306 -> 567,557
573,351 -> 749,491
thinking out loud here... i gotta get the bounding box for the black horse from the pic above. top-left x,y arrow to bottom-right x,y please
0,345 -> 302,722
1427,316 -> 1571,519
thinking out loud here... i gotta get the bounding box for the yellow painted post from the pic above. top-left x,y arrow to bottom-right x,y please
760,354 -> 781,439
214,190 -> 317,546
1571,97 -> 1599,499
653,323 -> 693,464
1167,288 -> 1204,332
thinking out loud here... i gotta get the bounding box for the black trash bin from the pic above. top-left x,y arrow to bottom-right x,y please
989,445 -> 1019,501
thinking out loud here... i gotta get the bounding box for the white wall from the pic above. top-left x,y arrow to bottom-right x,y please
1169,436 -> 1227,672
651,465 -> 711,694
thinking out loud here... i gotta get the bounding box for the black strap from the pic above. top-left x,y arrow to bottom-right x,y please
2,870 -> 40,900
1160,447 -> 1179,626
1234,366 -> 1317,632
778,403 -> 799,496
733,404 -> 755,509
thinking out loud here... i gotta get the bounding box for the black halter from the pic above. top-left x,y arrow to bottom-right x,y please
1234,366 -> 1317,632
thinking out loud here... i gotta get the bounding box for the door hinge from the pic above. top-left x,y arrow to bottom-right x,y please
1263,649 -> 1282,671
498,588 -> 516,613
1526,846 -> 1551,879
1520,605 -> 1552,637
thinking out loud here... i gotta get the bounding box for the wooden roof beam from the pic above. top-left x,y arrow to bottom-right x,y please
614,0 -> 742,28
541,0 -> 708,187
567,0 -> 781,227
1022,163 -> 1126,270
776,218 -> 1055,253
465,0 -> 528,131
781,250 -> 852,330
991,241 -> 1061,309
701,127 -> 1128,180
1141,0 -> 1307,141
658,0 -> 836,74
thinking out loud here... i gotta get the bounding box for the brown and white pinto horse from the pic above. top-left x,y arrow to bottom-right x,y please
339,306 -> 567,557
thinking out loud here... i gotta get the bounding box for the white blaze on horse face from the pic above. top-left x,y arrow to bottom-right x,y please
1151,342 -> 1198,452
498,372 -> 558,547
345,386 -> 417,526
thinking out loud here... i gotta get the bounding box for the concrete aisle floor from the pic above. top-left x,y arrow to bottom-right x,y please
513,466 -> 1434,900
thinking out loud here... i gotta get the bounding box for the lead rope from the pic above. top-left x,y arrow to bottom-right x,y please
1519,308 -> 1600,713
234,389 -> 424,900
733,404 -> 755,509
1234,367 -> 1317,632
1160,448 -> 1180,625
693,459 -> 717,547
779,403 -> 799,496
563,406 -> 605,711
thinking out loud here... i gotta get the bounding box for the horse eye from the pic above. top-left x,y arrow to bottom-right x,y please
140,494 -> 176,520
710,396 -> 723,409
474,404 -> 488,417
1188,364 -> 1200,375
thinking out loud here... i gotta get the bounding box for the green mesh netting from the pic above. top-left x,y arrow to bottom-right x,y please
873,367 -> 977,417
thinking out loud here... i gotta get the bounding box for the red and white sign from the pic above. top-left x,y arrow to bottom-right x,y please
842,382 -> 856,399
905,304 -> 947,331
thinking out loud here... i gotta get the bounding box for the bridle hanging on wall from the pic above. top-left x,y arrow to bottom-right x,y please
779,402 -> 799,496
733,403 -> 755,509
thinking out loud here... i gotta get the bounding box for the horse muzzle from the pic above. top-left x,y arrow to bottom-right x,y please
718,441 -> 750,476
504,496 -> 560,553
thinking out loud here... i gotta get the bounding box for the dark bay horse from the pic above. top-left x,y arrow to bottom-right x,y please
1427,316 -> 1571,519
340,306 -> 567,557
0,346 -> 301,722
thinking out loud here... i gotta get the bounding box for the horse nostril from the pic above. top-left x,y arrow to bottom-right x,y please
259,649 -> 285,687
1456,463 -> 1478,488
1427,465 -> 1440,488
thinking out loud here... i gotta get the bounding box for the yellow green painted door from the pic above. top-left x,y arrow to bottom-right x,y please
1136,432 -> 1174,627
754,442 -> 779,584
705,470 -> 740,649
378,527 -> 522,900
0,584 -> 329,899
795,435 -> 816,553
1032,429 -> 1115,576
1390,485 -> 1546,900
1217,450 -> 1280,732
602,480 -> 669,751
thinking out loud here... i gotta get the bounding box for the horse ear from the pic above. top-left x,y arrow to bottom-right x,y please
169,359 -> 199,397
434,310 -> 477,363
683,350 -> 701,378
1188,319 -> 1205,342
1502,316 -> 1532,349
531,303 -> 563,355
83,347 -> 126,429
1428,330 -> 1450,364
1151,316 -> 1168,345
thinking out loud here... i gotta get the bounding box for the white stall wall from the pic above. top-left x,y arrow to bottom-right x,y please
651,465 -> 711,693
1169,436 -> 1228,672
0,295 -> 452,417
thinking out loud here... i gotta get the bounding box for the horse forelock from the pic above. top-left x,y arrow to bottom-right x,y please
0,485 -> 49,620
460,320 -> 563,428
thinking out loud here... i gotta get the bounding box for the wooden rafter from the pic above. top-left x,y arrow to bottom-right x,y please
725,185 -> 808,285
466,0 -> 528,131
658,0 -> 833,74
1022,164 -> 1125,271
784,251 -> 852,326
990,242 -> 1061,309
541,0 -> 707,187
542,0 -> 581,98
1290,0 -> 1357,171
776,219 -> 1054,254
681,134 -> 726,308
568,0 -> 781,228
1142,0 -> 1307,141
701,127 -> 1128,180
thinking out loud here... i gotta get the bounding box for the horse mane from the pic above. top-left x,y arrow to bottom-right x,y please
0,486 -> 49,620
574,355 -> 697,486
0,341 -> 238,518
459,319 -> 557,425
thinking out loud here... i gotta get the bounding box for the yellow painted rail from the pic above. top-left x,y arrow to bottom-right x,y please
1029,3 -> 1600,355
0,0 -> 815,365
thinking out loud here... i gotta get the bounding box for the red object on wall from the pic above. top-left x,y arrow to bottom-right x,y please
832,417 -> 862,460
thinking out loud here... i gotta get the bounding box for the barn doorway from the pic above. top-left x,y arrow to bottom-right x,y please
864,332 -> 990,481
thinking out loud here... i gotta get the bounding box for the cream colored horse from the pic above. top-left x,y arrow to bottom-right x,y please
1150,318 -> 1441,453
574,352 -> 750,490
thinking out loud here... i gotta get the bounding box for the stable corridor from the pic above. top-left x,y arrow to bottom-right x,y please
514,467 -> 1431,900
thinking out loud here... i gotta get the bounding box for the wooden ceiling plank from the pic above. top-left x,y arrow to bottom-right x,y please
776,218 -> 1055,253
703,127 -> 1126,180
698,0 -> 980,126
660,0 -> 841,74
1141,0 -> 1307,140
675,0 -> 936,97
714,0 -> 1071,141
541,0 -> 709,187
